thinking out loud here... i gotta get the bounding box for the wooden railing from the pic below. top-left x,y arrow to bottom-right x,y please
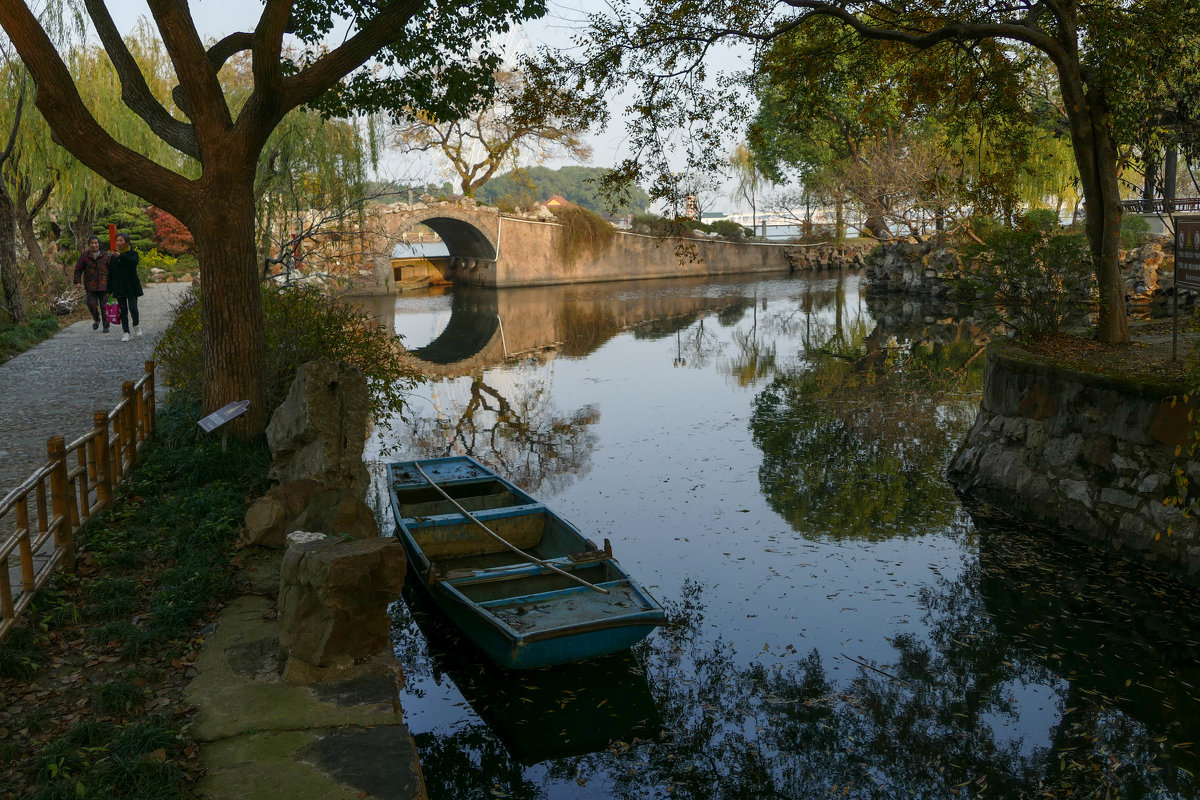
0,360 -> 156,640
1120,198 -> 1200,214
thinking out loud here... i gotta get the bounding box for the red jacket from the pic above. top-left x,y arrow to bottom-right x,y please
73,250 -> 110,292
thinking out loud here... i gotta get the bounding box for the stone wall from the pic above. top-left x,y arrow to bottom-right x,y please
947,343 -> 1200,582
863,235 -> 1188,314
863,240 -> 960,297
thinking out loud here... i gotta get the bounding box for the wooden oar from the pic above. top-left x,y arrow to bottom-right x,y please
412,462 -> 610,595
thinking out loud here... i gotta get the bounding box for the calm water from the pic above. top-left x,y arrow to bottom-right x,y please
362,273 -> 1200,800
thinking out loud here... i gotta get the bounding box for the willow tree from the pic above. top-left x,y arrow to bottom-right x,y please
579,0 -> 1200,345
392,59 -> 603,198
0,0 -> 545,434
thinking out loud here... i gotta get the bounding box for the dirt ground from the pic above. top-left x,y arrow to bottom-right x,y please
1021,314 -> 1200,387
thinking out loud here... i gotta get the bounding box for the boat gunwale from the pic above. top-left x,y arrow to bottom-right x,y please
436,578 -> 666,644
385,454 -> 666,665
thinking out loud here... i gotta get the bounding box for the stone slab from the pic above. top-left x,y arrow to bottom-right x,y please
199,727 -> 423,800
184,595 -> 401,742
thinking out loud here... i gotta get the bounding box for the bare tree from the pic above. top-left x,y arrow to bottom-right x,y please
393,59 -> 603,198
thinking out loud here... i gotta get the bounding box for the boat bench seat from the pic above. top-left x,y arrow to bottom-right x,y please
408,505 -> 548,560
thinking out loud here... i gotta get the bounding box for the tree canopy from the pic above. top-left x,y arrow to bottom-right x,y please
573,0 -> 1200,344
0,0 -> 549,434
392,59 -> 603,198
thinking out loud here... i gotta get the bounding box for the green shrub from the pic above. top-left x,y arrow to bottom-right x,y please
705,219 -> 753,240
154,285 -> 422,432
1120,214 -> 1152,250
0,314 -> 60,364
138,248 -> 178,281
960,211 -> 1095,338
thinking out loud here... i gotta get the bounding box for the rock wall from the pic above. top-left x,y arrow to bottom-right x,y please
863,240 -> 961,297
947,343 -> 1200,582
784,241 -> 877,272
863,235 -> 1191,315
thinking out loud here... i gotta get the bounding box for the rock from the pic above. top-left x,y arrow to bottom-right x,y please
241,480 -> 378,548
291,488 -> 380,541
277,537 -> 407,677
266,360 -> 370,497
241,479 -> 321,548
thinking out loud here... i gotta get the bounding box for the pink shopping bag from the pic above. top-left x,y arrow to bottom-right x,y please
105,302 -> 120,325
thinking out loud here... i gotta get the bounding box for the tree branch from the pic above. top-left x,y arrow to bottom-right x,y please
146,0 -> 232,146
278,0 -> 423,110
0,2 -> 195,212
83,0 -> 199,159
208,31 -> 254,72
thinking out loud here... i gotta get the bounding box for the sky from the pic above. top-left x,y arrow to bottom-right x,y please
97,1 -> 757,213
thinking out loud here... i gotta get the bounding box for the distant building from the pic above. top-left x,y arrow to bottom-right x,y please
543,194 -> 572,209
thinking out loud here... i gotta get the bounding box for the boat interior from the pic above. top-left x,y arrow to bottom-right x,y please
390,460 -> 661,632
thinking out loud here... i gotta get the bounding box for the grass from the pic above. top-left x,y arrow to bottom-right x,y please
0,402 -> 269,798
0,315 -> 63,365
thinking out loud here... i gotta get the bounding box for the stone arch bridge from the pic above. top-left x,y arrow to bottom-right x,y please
354,202 -> 808,292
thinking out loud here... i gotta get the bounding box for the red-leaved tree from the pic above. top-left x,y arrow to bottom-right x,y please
146,205 -> 195,255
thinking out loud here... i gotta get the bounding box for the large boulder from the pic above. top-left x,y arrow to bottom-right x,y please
241,480 -> 379,548
266,360 -> 370,497
277,534 -> 407,679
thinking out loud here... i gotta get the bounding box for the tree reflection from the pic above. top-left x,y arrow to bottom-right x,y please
395,521 -> 1200,799
750,296 -> 985,540
407,365 -> 599,494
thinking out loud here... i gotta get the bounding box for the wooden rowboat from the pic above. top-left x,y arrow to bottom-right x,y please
387,455 -> 666,670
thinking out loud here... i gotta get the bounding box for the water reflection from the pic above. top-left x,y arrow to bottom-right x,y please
403,365 -> 600,494
751,292 -> 986,540
397,530 -> 1200,799
375,274 -> 1200,799
395,584 -> 660,768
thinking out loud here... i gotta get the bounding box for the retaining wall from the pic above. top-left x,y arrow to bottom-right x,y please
947,343 -> 1200,582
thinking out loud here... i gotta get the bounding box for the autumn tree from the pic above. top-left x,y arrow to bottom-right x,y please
146,205 -> 194,255
577,0 -> 1200,345
392,58 -> 604,198
0,0 -> 546,434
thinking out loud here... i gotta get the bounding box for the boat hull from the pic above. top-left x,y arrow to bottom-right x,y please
388,455 -> 666,670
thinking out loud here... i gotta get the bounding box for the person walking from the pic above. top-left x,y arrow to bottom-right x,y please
107,232 -> 143,342
73,235 -> 111,333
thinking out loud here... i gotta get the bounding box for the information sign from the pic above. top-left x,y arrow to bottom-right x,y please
197,400 -> 250,433
1176,216 -> 1200,293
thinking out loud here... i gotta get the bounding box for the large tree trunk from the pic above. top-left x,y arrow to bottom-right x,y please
189,175 -> 268,438
0,183 -> 28,324
1056,53 -> 1129,344
14,177 -> 56,287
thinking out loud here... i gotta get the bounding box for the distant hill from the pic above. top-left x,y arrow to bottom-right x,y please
477,166 -> 650,215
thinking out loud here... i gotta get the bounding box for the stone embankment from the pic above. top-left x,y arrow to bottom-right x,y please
863,236 -> 1186,313
947,342 -> 1200,583
783,240 -> 877,272
191,359 -> 426,799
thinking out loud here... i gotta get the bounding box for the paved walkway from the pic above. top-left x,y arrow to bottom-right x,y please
0,282 -> 191,496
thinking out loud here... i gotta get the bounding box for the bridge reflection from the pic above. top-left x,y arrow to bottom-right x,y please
357,276 -> 767,377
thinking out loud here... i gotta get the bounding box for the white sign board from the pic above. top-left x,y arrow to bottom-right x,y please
197,400 -> 250,433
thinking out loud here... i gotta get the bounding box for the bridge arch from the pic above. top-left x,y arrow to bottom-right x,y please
390,206 -> 499,261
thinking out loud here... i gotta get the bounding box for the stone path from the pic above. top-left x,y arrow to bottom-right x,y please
0,282 -> 192,495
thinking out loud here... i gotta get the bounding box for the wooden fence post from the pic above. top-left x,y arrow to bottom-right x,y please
94,411 -> 112,509
14,498 -> 34,596
144,360 -> 156,436
122,381 -> 136,470
48,436 -> 75,573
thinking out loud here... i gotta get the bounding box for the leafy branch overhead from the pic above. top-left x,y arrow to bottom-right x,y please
570,0 -> 1200,345
0,0 -> 551,436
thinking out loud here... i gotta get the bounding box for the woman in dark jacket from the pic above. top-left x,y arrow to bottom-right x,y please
73,235 -> 110,332
108,232 -> 143,342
